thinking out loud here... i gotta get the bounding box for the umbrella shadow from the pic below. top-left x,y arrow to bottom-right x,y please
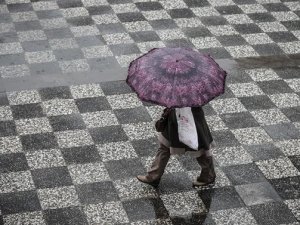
170,188 -> 213,225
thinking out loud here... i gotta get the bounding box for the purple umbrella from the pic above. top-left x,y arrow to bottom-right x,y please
126,47 -> 227,108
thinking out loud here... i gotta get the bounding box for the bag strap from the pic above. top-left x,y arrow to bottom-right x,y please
162,108 -> 172,118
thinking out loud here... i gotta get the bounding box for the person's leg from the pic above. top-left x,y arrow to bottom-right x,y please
137,144 -> 170,188
193,150 -> 216,187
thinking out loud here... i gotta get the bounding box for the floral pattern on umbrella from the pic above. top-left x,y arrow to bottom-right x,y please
127,47 -> 227,108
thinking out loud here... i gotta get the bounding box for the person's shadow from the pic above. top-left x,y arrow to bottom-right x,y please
170,188 -> 214,225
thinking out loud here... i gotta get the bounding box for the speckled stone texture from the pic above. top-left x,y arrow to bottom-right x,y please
0,0 -> 299,80
0,0 -> 300,224
0,72 -> 299,224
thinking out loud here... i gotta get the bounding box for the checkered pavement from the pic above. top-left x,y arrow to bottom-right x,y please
0,0 -> 300,78
0,65 -> 299,224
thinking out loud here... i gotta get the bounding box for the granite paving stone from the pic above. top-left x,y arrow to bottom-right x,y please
0,0 -> 300,224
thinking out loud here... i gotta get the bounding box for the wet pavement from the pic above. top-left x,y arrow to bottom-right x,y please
0,0 -> 300,224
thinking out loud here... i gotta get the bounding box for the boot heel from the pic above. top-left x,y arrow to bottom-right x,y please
192,180 -> 215,188
136,176 -> 160,188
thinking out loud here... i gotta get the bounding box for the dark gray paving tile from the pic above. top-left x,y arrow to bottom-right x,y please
183,0 -> 210,7
200,47 -> 232,59
263,3 -> 290,12
7,3 -> 33,12
253,43 -> 285,56
44,28 -> 73,39
14,21 -> 42,31
53,48 -> 84,61
239,95 -> 277,110
0,14 -> 12,23
75,35 -> 106,47
0,32 -> 18,43
217,35 -> 247,46
61,145 -> 101,164
0,191 -> 41,215
215,5 -> 243,14
211,130 -> 240,147
0,93 -> 9,106
198,186 -> 245,211
220,112 -> 259,129
269,176 -> 300,200
215,85 -> 235,98
234,24 -> 263,34
31,166 -> 73,188
289,155 -> 300,171
177,155 -> 201,171
222,163 -> 267,185
21,40 -> 50,52
21,132 -> 58,151
168,8 -> 195,18
29,62 -> 61,76
235,182 -> 281,206
0,121 -> 17,137
149,19 -> 178,30
36,10 -> 63,19
66,17 -> 94,27
0,54 -> 26,66
44,207 -> 88,225
244,144 -> 284,161
233,0 -> 256,5
268,31 -> 298,43
0,153 -> 29,173
200,16 -> 228,26
281,106 -> 300,122
282,20 -> 300,31
171,214 -> 216,225
75,96 -> 111,113
202,104 -> 217,116
248,13 -> 277,22
105,158 -> 145,180
49,114 -> 86,132
249,202 -> 298,225
117,12 -> 146,22
107,0 -> 132,4
183,27 -> 213,38
87,5 -> 113,15
131,137 -> 159,157
57,0 -> 83,8
263,123 -> 300,140
114,107 -> 152,124
129,31 -> 161,42
101,80 -> 132,95
164,39 -> 195,48
96,23 -> 127,34
159,172 -> 193,194
135,2 -> 163,11
274,67 -> 300,79
294,10 -> 300,18
109,43 -> 141,56
88,57 -> 120,71
39,86 -> 72,100
226,70 -> 253,84
11,103 -> 44,119
89,126 -> 128,144
76,181 -> 119,204
122,198 -> 169,222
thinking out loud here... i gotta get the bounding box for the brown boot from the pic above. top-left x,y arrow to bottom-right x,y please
193,155 -> 216,187
136,175 -> 160,188
136,144 -> 170,188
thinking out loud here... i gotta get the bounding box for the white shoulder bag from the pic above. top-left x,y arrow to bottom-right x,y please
175,107 -> 198,150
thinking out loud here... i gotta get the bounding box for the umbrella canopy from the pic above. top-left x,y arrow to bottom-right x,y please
126,47 -> 227,108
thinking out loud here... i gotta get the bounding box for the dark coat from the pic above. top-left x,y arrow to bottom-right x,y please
162,107 -> 213,151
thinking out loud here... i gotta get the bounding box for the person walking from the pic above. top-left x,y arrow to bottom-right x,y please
137,107 -> 216,188
126,47 -> 227,188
